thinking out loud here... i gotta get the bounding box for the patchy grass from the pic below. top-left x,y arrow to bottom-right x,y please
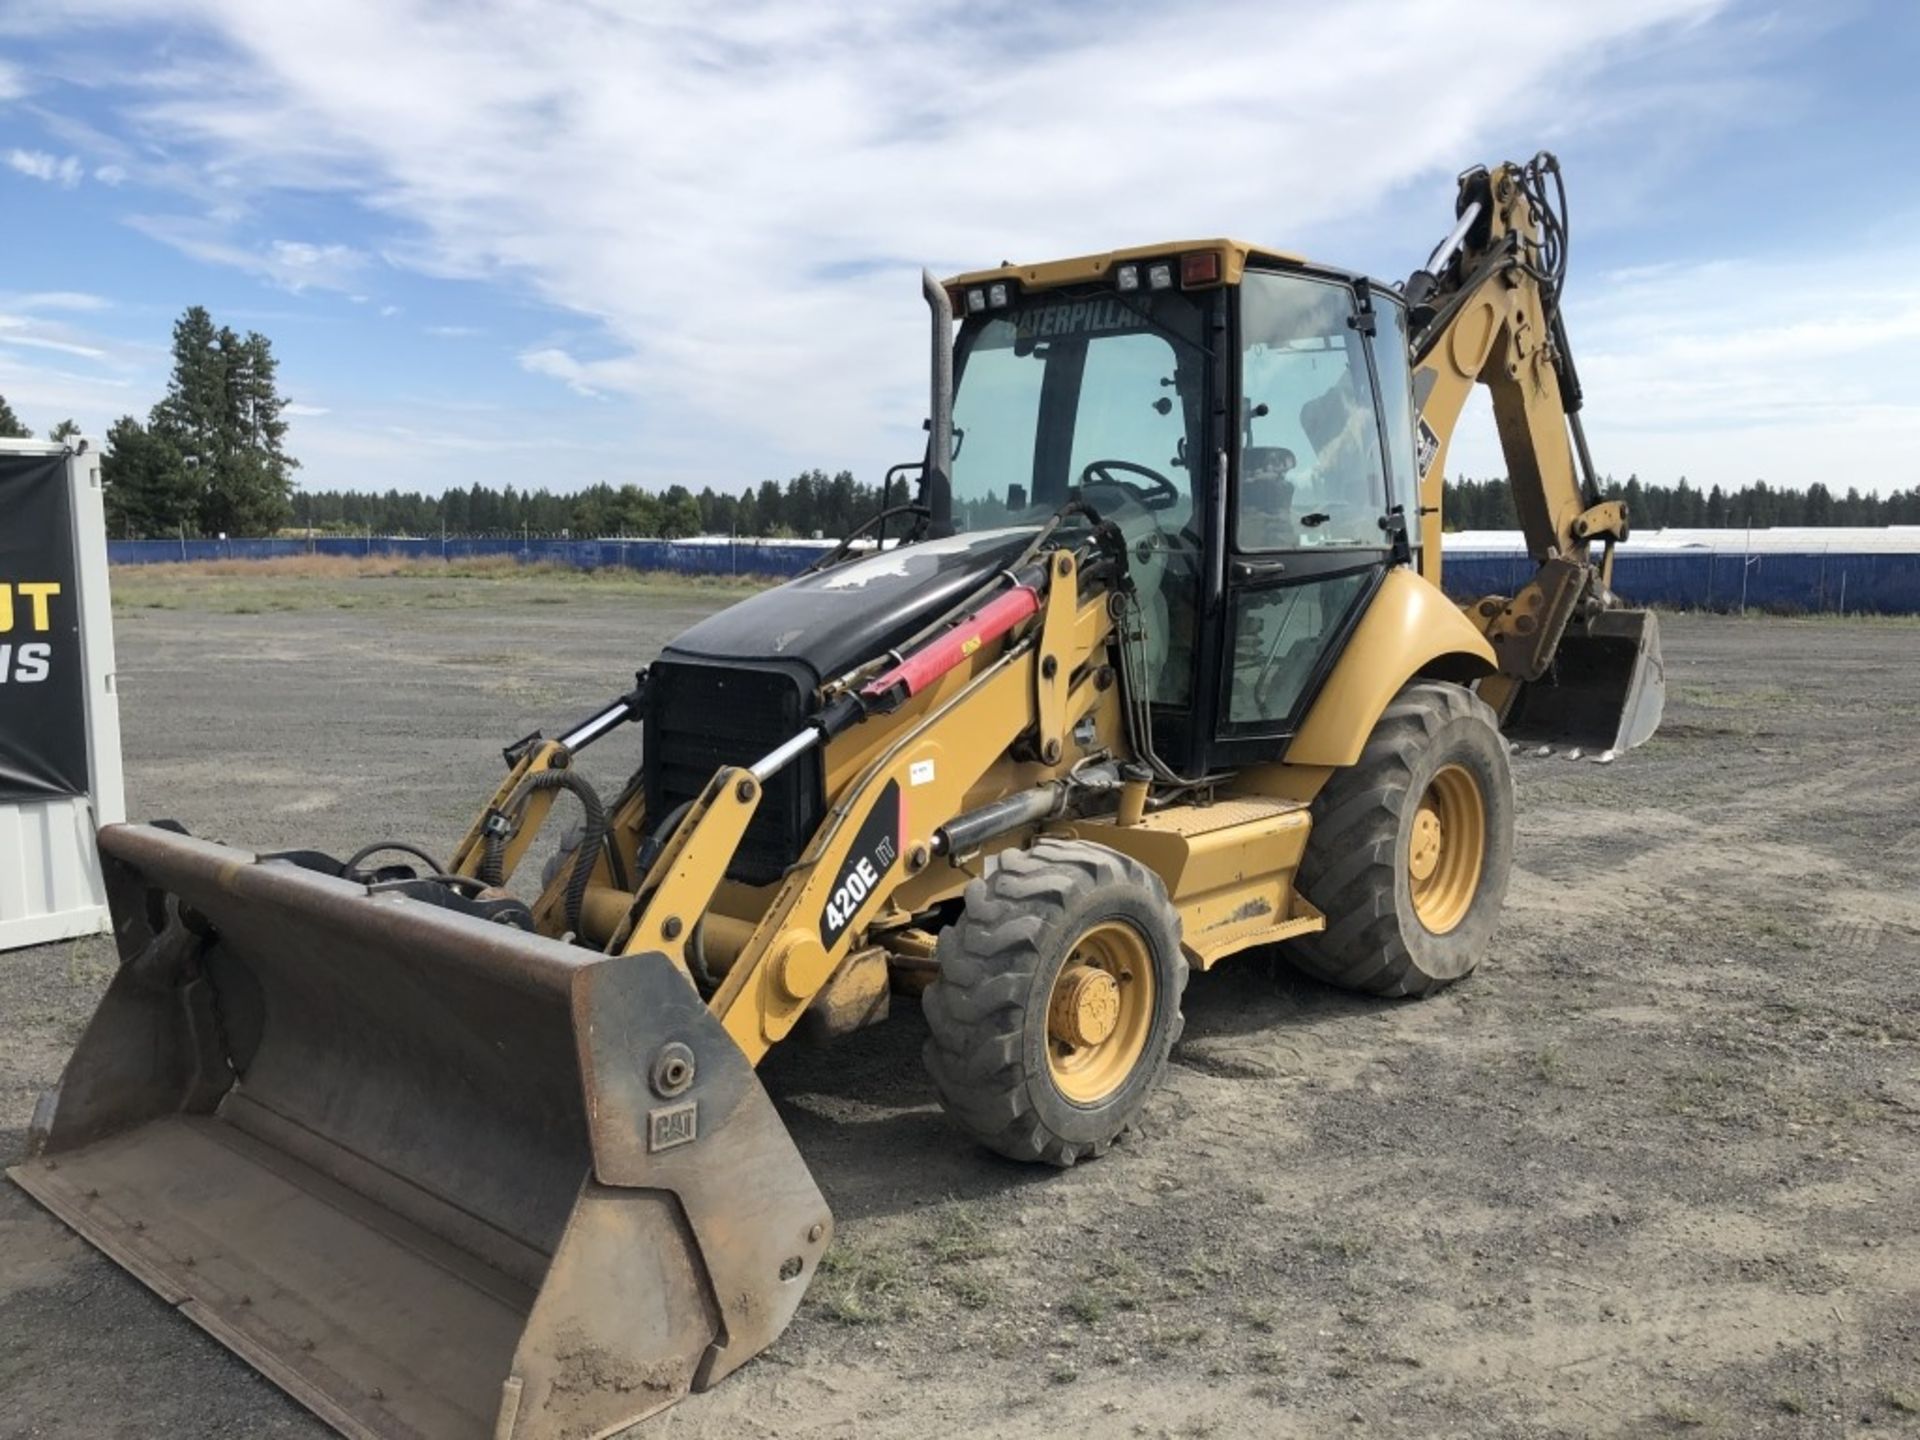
1653,1397 -> 1716,1430
919,1202 -> 1001,1310
1305,1230 -> 1374,1264
809,1236 -> 919,1326
1063,1288 -> 1109,1325
110,555 -> 775,615
1668,684 -> 1798,713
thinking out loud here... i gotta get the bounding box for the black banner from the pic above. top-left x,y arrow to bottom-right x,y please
0,453 -> 90,802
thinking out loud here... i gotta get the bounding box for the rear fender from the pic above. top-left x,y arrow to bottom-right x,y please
1284,568 -> 1496,768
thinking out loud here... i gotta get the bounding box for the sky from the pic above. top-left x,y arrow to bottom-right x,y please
1,0 -> 1916,500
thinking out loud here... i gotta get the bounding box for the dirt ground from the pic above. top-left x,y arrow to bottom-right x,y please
2,570 -> 1917,1439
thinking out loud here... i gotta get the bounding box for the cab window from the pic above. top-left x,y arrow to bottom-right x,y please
1236,273 -> 1388,552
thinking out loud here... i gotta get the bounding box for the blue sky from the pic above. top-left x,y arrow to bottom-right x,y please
1,0 -> 1915,500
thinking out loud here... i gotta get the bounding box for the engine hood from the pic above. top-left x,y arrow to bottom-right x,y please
661,527 -> 1037,689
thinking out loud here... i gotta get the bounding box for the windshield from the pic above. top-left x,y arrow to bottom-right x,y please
947,289 -> 1211,534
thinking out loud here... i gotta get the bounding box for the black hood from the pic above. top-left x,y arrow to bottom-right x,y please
661,527 -> 1036,688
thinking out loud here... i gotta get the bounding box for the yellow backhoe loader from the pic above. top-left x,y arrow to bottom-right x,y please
13,153 -> 1662,1439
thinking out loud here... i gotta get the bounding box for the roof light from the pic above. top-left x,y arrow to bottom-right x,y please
1147,262 -> 1174,291
965,287 -> 987,314
1180,250 -> 1222,287
987,282 -> 1009,308
1115,264 -> 1140,293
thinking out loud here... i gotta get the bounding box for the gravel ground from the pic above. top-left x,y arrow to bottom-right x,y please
2,572 -> 1917,1439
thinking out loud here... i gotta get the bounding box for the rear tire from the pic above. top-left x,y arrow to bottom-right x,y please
1287,681 -> 1513,997
922,839 -> 1188,1167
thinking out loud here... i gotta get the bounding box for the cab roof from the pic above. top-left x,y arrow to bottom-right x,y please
945,238 -> 1316,292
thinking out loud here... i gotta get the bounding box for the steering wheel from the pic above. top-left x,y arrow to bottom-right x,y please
1078,459 -> 1180,511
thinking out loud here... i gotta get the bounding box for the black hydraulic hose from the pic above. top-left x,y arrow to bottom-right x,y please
342,839 -> 449,878
483,767 -> 608,935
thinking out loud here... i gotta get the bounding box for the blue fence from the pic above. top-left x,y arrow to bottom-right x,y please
1443,550 -> 1920,615
108,536 -> 1920,614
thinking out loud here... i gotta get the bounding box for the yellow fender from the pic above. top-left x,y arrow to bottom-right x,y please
1285,568 -> 1495,768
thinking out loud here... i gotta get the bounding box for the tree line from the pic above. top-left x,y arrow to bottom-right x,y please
287,469 -> 905,539
1446,474 -> 1920,530
287,473 -> 1920,538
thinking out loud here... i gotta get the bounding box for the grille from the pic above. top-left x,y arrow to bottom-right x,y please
644,661 -> 819,886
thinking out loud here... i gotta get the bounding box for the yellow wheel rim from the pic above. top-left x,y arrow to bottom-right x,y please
1045,921 -> 1156,1105
1409,763 -> 1486,936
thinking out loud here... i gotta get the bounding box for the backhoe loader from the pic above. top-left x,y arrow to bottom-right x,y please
13,152 -> 1662,1439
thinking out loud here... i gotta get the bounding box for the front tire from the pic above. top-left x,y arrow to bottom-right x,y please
922,839 -> 1188,1167
1288,681 -> 1514,997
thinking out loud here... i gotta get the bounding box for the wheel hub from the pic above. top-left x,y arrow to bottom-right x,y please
1049,964 -> 1122,1049
1408,762 -> 1487,935
1408,806 -> 1443,881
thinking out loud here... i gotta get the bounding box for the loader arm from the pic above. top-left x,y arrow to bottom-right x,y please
608,548 -> 1113,1065
1405,153 -> 1664,750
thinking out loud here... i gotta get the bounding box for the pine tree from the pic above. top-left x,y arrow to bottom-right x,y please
47,418 -> 81,444
101,416 -> 194,536
0,394 -> 29,439
200,328 -> 296,533
115,308 -> 299,535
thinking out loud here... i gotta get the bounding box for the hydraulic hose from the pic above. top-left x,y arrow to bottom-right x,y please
482,767 -> 608,936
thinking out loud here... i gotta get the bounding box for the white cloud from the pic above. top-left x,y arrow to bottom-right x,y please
32,0 -> 1872,496
126,214 -> 372,292
6,290 -> 111,313
0,305 -> 159,434
0,328 -> 107,359
94,163 -> 127,185
0,58 -> 27,101
425,323 -> 481,337
283,401 -> 330,416
7,148 -> 83,187
21,0 -> 1736,484
1440,250 -> 1920,494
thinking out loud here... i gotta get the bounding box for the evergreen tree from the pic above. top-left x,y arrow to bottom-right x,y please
113,307 -> 299,535
0,393 -> 30,439
101,416 -> 194,535
47,418 -> 81,444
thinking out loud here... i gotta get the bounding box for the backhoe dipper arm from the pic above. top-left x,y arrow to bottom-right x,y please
1403,154 -> 1633,707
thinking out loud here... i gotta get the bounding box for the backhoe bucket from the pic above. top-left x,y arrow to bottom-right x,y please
8,824 -> 831,1440
1501,607 -> 1666,754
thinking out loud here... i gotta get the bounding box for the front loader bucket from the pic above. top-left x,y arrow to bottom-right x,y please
1501,607 -> 1666,754
8,824 -> 831,1440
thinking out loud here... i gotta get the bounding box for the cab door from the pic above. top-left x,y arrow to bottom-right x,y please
1209,270 -> 1418,766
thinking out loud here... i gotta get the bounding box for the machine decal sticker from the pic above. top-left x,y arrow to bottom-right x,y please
1415,416 -> 1441,480
820,779 -> 903,948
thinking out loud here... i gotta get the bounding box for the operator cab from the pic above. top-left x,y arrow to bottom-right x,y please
937,245 -> 1419,776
